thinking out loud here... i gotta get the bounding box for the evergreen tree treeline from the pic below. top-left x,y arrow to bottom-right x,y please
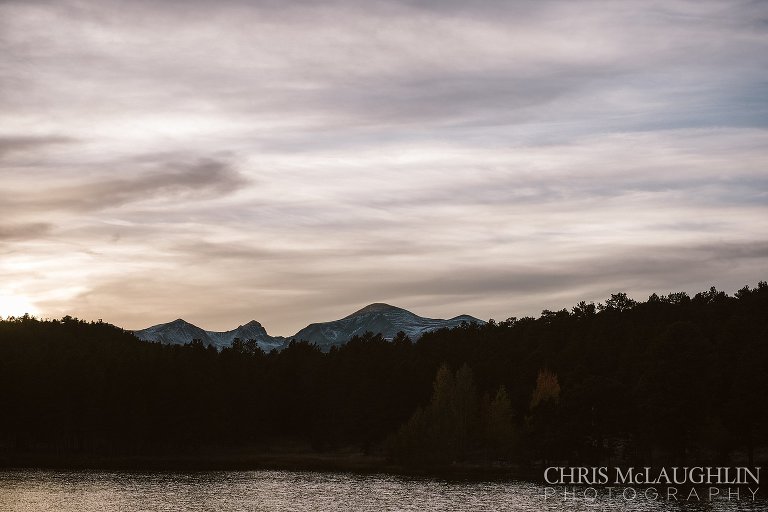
0,282 -> 766,467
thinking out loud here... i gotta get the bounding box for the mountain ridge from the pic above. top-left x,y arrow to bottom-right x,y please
133,303 -> 484,351
133,318 -> 285,351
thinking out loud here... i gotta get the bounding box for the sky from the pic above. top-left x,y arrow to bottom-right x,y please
1,0 -> 767,335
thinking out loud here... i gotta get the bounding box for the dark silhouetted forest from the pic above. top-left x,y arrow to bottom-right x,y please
1,282 -> 766,469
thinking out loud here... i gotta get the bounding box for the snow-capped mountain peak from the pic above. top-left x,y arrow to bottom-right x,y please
133,304 -> 484,352
133,318 -> 283,351
291,303 -> 483,350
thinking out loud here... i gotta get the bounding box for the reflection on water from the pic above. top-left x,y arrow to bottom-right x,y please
0,470 -> 763,511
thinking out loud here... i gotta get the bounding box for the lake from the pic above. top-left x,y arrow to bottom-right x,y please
0,470 -> 763,511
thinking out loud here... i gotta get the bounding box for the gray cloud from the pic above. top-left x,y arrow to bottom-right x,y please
2,157 -> 248,214
317,240 -> 768,300
0,136 -> 75,157
78,158 -> 248,207
0,222 -> 51,241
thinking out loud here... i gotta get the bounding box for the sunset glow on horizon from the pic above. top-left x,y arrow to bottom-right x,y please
0,293 -> 39,319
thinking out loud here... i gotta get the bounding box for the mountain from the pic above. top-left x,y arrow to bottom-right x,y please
133,319 -> 285,351
133,303 -> 483,351
290,303 -> 483,350
133,319 -> 210,345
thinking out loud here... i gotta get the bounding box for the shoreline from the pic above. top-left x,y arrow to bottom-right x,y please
3,455 -> 765,499
0,450 -> 529,480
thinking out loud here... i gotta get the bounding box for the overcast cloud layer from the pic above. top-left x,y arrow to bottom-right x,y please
1,0 -> 766,334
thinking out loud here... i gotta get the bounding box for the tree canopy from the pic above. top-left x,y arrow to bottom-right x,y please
0,281 -> 766,467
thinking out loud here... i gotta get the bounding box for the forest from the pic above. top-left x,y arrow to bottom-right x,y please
0,281 -> 766,469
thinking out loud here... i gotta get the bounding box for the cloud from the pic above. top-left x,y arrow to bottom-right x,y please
1,157 -> 248,214
75,158 -> 248,208
0,222 -> 51,241
0,135 -> 75,157
0,0 -> 765,333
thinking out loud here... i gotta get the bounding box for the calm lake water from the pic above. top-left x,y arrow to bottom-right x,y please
0,470 -> 764,511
